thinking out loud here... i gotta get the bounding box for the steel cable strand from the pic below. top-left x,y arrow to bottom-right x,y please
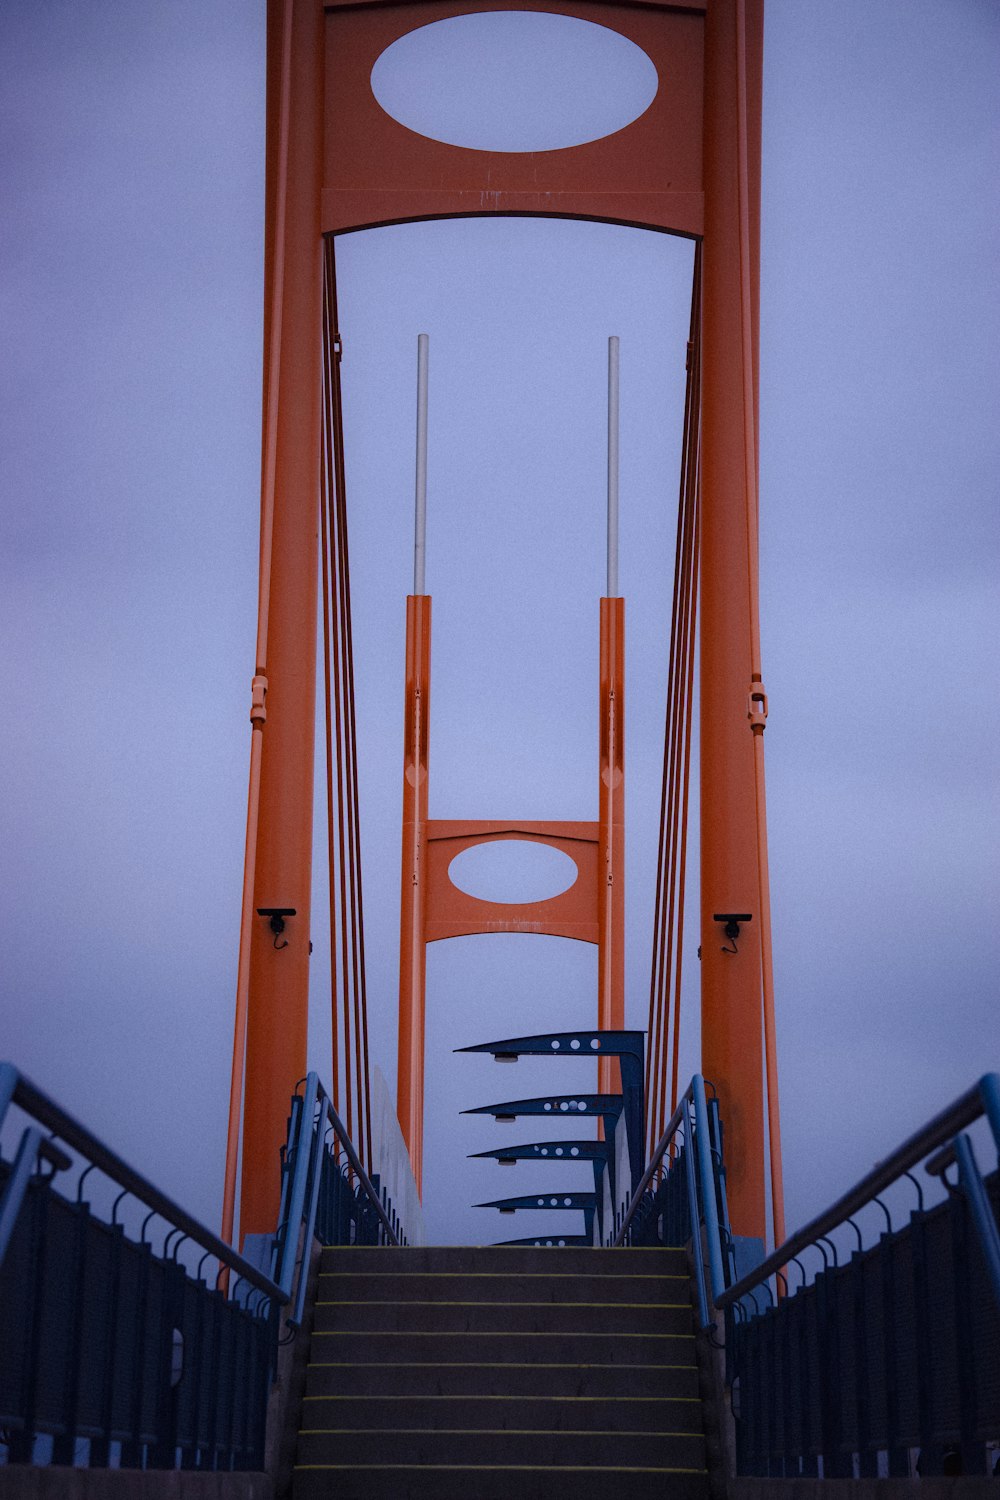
326,242 -> 372,1171
658,473 -> 695,1142
323,244 -> 354,1149
646,472 -> 686,1155
646,267 -> 700,1156
656,405 -> 698,1145
320,249 -> 341,1114
668,260 -> 702,1123
670,464 -> 700,1123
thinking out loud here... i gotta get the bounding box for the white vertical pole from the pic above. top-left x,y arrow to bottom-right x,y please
607,335 -> 620,597
414,333 -> 429,595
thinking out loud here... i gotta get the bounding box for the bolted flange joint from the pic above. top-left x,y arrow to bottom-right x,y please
748,678 -> 768,734
250,673 -> 268,727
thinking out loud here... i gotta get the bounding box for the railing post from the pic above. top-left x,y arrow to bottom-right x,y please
909,1197 -> 938,1474
51,1196 -> 89,1467
948,1170 -> 986,1475
275,1072 -> 319,1295
682,1102 -> 709,1328
851,1244 -> 876,1476
692,1074 -> 727,1302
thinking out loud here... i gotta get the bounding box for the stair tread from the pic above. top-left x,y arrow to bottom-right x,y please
296,1432 -> 706,1465
302,1394 -> 700,1422
294,1245 -> 709,1500
293,1464 -> 710,1499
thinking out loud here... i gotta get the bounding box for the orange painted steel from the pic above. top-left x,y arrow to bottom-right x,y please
699,0 -> 767,1238
397,595 -> 432,1193
238,0 -> 324,1242
396,599 -> 625,1188
229,0 -> 781,1243
321,242 -> 374,1171
221,0 -> 295,1251
321,1 -> 706,238
645,259 -> 700,1166
597,597 -> 626,1097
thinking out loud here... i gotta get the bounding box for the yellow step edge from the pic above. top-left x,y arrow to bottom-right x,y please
318,1271 -> 686,1279
299,1427 -> 701,1437
304,1393 -> 700,1402
315,1299 -> 689,1309
308,1360 -> 697,1369
295,1463 -> 708,1474
311,1330 -> 694,1339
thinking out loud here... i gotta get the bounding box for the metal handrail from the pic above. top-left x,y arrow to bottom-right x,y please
612,1073 -> 728,1327
0,1061 -> 283,1301
715,1071 -> 1000,1312
613,1091 -> 689,1246
275,1071 -> 400,1328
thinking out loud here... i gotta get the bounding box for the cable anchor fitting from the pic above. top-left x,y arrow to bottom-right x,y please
250,673 -> 268,726
748,679 -> 768,734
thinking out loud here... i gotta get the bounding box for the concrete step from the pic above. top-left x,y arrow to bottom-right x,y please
311,1297 -> 693,1335
307,1329 -> 696,1365
295,1426 -> 708,1469
295,1244 -> 708,1500
304,1359 -> 701,1399
317,1245 -> 688,1277
300,1393 -> 704,1432
293,1464 -> 711,1500
316,1269 -> 687,1303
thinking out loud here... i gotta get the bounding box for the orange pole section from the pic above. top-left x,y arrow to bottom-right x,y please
700,0 -> 766,1240
240,0 -> 324,1240
598,597 -> 625,1097
736,0 -> 786,1254
397,594 -> 431,1196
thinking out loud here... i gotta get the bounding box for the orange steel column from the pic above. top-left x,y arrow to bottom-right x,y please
241,0 -> 324,1239
699,0 -> 766,1240
396,594 -> 431,1194
598,597 -> 625,1096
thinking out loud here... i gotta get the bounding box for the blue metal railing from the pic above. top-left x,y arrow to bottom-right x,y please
613,1073 -> 733,1327
0,1063 -> 402,1472
615,1070 -> 1000,1476
0,1061 -> 281,1470
271,1072 -> 400,1332
715,1072 -> 1000,1321
712,1072 -> 1000,1478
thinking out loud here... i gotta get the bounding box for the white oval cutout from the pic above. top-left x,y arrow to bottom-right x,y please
371,12 -> 658,154
448,840 -> 578,904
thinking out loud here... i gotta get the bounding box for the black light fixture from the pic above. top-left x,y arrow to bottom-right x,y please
257,907 -> 297,950
713,912 -> 751,954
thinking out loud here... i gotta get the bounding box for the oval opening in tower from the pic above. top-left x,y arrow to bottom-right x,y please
371,13 -> 658,154
448,840 -> 578,904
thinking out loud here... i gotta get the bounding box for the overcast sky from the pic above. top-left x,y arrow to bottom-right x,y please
1,1 -> 997,1248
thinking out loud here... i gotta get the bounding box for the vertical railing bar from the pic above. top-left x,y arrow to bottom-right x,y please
692,1074 -> 727,1301
954,1133 -> 1000,1306
681,1101 -> 710,1328
274,1073 -> 319,1296
290,1100 -> 328,1330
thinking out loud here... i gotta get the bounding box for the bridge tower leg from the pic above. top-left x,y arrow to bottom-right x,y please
700,0 -> 767,1241
240,0 -> 324,1240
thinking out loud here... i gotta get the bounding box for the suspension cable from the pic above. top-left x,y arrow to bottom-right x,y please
646,248 -> 702,1161
320,254 -> 341,1116
323,245 -> 354,1151
322,237 -> 373,1173
667,251 -> 702,1130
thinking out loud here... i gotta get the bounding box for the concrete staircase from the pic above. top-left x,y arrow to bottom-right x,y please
292,1243 -> 711,1499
